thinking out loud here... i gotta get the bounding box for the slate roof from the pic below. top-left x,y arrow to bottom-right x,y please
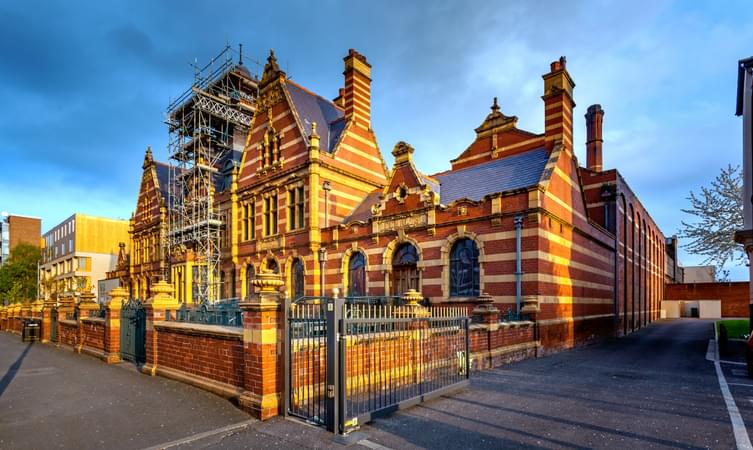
434,148 -> 548,204
286,81 -> 346,152
344,190 -> 381,223
342,148 -> 549,224
155,162 -> 171,202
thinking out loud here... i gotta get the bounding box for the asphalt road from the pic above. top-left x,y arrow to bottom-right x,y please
0,319 -> 742,449
359,319 -> 738,449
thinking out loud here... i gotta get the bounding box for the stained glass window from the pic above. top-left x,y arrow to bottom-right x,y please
449,238 -> 480,297
348,252 -> 366,297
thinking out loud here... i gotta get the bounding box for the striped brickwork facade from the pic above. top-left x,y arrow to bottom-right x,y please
234,50 -> 388,300
127,148 -> 168,300
228,52 -> 666,350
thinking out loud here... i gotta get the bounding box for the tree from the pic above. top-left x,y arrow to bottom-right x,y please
0,243 -> 41,304
679,164 -> 744,272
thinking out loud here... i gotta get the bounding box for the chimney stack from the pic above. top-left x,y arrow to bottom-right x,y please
542,56 -> 575,152
342,49 -> 372,128
585,104 -> 605,171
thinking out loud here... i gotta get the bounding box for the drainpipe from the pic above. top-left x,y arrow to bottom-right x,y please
514,215 -> 524,314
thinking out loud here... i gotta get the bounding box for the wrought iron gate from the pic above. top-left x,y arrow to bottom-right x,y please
50,308 -> 58,342
284,297 -> 470,434
120,299 -> 146,364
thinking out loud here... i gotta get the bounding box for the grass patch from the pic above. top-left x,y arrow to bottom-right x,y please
717,319 -> 749,339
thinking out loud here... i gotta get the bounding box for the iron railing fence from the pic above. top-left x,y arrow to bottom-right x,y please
343,296 -> 403,306
165,298 -> 243,327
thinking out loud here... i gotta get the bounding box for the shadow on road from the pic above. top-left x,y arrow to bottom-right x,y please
0,342 -> 32,397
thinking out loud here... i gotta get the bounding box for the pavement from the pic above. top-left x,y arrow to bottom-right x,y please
0,319 -> 745,449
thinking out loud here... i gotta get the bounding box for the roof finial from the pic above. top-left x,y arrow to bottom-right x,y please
239,43 -> 243,65
491,97 -> 500,113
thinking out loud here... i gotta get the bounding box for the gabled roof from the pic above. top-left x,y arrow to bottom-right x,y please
286,81 -> 346,152
434,147 -> 548,203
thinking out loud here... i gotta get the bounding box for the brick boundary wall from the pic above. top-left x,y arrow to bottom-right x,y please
80,318 -> 106,358
151,322 -> 246,400
0,293 -> 540,421
665,282 -> 749,318
58,320 -> 78,348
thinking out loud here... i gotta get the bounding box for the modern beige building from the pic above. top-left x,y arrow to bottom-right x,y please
40,213 -> 129,300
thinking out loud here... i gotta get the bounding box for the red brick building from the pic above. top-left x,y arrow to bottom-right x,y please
127,147 -> 170,299
229,51 -> 666,349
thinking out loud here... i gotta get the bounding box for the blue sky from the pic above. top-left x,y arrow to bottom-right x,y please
0,1 -> 751,279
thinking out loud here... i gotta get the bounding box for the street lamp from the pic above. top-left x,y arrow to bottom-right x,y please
318,246 -> 327,298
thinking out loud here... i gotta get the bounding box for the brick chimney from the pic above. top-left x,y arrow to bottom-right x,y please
342,49 -> 372,128
585,104 -> 605,171
542,56 -> 575,152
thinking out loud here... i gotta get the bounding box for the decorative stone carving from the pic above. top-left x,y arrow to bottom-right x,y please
372,212 -> 428,234
252,272 -> 284,294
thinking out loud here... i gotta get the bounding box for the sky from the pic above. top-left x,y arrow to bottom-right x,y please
0,0 -> 751,279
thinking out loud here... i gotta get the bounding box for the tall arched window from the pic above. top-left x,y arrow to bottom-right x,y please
292,258 -> 305,300
449,238 -> 480,297
392,243 -> 419,296
245,265 -> 255,299
348,252 -> 366,297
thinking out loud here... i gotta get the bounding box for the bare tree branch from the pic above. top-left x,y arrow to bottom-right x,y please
679,164 -> 745,271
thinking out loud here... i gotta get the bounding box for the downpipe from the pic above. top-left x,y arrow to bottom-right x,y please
514,215 -> 524,314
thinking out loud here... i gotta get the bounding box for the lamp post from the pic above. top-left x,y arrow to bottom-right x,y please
322,181 -> 331,228
318,246 -> 327,298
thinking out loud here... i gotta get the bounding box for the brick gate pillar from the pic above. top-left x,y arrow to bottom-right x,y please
239,271 -> 284,420
41,298 -> 56,343
0,306 -> 6,331
142,280 -> 179,376
104,286 -> 128,364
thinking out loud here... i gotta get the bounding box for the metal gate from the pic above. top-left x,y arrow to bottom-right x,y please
285,296 -> 329,426
50,308 -> 58,342
284,297 -> 470,434
120,298 -> 146,364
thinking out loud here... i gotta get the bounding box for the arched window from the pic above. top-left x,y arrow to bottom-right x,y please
292,258 -> 305,300
392,243 -> 419,296
245,265 -> 255,299
449,238 -> 479,297
348,252 -> 366,297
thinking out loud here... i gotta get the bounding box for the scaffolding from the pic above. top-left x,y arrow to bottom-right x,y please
166,45 -> 258,303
